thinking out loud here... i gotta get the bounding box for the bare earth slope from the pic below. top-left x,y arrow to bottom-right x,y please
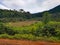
0,39 -> 60,45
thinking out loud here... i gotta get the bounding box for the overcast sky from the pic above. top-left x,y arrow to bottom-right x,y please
0,0 -> 60,13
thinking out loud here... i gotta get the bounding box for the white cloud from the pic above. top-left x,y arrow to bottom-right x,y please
1,0 -> 60,13
2,0 -> 37,7
0,4 -> 10,9
40,0 -> 60,10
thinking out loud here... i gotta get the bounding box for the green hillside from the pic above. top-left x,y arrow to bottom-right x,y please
0,5 -> 60,42
33,5 -> 60,21
0,5 -> 60,22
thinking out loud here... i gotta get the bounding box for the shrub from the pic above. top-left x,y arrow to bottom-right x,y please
42,25 -> 57,37
0,23 -> 5,34
48,36 -> 59,42
14,34 -> 35,40
0,34 -> 13,39
5,27 -> 16,35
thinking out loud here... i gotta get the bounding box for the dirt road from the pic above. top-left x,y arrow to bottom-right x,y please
0,39 -> 60,45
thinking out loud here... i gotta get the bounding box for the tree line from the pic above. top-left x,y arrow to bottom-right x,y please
0,9 -> 33,22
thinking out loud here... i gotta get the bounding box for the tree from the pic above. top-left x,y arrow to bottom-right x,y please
19,9 -> 25,13
42,12 -> 51,24
42,26 -> 57,37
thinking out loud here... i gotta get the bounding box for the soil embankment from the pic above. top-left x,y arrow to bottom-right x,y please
0,39 -> 60,45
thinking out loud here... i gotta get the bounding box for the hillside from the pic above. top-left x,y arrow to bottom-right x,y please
33,5 -> 60,15
0,9 -> 32,22
33,5 -> 60,21
49,5 -> 60,21
0,5 -> 60,22
49,5 -> 60,13
0,5 -> 60,43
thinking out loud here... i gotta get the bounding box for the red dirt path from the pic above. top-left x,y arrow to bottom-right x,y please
0,39 -> 60,45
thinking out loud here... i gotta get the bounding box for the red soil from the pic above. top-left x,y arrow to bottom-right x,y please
0,39 -> 60,45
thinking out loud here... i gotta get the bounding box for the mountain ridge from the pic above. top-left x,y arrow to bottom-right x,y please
33,5 -> 60,16
0,5 -> 60,22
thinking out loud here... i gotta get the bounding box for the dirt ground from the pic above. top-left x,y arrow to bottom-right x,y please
0,39 -> 60,45
7,21 -> 38,27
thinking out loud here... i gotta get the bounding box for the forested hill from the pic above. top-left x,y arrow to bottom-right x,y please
0,9 -> 33,22
0,8 -> 43,22
33,5 -> 60,21
0,9 -> 32,18
0,5 -> 60,22
49,5 -> 60,21
49,5 -> 60,13
33,5 -> 60,16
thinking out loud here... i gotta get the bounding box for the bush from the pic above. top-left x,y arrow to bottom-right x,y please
0,23 -> 16,35
48,36 -> 59,42
42,25 -> 57,37
31,28 -> 42,36
5,27 -> 16,35
0,23 -> 6,34
14,34 -> 35,40
0,34 -> 14,39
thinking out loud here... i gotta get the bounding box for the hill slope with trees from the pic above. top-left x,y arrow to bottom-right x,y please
0,5 -> 60,42
0,5 -> 60,22
33,5 -> 60,21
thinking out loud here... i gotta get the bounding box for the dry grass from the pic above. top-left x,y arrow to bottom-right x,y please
6,21 -> 38,27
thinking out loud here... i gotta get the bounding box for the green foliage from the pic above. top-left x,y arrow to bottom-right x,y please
0,21 -> 60,42
0,23 -> 16,35
0,5 -> 60,22
0,34 -> 14,39
5,27 -> 16,35
0,5 -> 60,42
42,12 -> 51,24
0,23 -> 5,34
14,34 -> 35,40
0,9 -> 33,22
47,36 -> 60,42
42,25 -> 57,37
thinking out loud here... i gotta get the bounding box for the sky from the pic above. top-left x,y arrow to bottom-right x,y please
0,0 -> 60,13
